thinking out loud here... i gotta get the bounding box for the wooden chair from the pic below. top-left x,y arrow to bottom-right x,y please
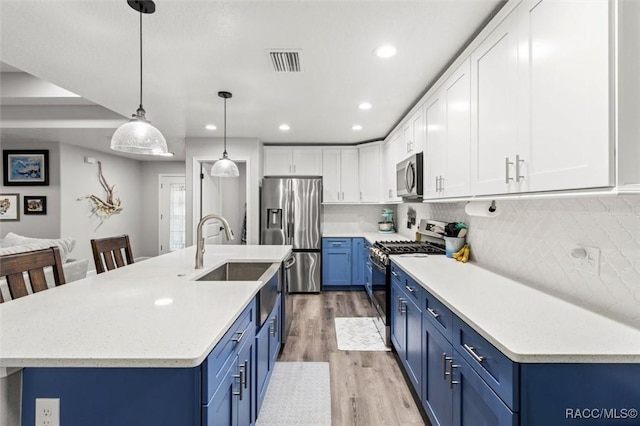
0,247 -> 66,302
91,235 -> 134,274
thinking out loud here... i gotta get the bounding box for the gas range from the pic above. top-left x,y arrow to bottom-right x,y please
369,240 -> 445,267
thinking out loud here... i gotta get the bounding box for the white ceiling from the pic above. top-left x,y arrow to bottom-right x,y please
0,0 -> 503,160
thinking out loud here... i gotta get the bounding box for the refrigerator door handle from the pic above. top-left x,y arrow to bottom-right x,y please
284,255 -> 296,269
287,222 -> 294,244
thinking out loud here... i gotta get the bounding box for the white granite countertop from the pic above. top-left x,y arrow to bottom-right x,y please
322,232 -> 409,244
0,245 -> 292,369
392,255 -> 640,363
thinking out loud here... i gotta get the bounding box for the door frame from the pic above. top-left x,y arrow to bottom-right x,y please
158,173 -> 186,255
191,156 -> 252,245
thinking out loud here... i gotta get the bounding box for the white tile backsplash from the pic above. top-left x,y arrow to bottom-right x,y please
396,195 -> 640,329
323,204 -> 394,234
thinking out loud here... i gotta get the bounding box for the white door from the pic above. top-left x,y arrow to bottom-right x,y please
340,148 -> 360,203
358,143 -> 381,202
443,58 -> 472,197
292,148 -> 322,175
471,10 -> 520,195
159,175 -> 186,255
264,147 -> 293,175
520,0 -> 611,192
322,149 -> 341,203
423,92 -> 446,199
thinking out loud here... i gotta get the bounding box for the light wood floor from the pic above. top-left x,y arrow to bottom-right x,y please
278,291 -> 428,426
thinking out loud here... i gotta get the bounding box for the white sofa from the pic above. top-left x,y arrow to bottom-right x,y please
0,233 -> 89,302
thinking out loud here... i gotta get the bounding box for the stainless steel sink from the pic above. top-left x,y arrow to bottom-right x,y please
196,262 -> 275,281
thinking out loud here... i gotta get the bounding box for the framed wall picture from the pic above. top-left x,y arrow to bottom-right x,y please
24,195 -> 47,215
2,149 -> 49,186
0,193 -> 20,221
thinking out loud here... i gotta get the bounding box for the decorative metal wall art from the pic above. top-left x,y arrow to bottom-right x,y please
78,161 -> 122,228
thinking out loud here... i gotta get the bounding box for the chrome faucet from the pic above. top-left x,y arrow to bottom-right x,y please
195,214 -> 235,269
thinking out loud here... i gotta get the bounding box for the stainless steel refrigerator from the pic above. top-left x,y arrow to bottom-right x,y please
260,177 -> 322,293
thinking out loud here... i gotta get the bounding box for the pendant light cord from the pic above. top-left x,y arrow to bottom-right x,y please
139,10 -> 143,110
223,97 -> 228,156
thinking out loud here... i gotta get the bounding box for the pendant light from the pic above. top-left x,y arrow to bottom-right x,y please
110,0 -> 168,156
210,91 -> 240,177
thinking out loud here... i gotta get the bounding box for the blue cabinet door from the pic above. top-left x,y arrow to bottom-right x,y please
404,293 -> 423,398
236,337 -> 253,426
203,356 -> 238,426
390,279 -> 406,357
452,352 -> 517,426
351,238 -> 365,286
322,248 -> 351,286
423,317 -> 454,426
255,296 -> 282,417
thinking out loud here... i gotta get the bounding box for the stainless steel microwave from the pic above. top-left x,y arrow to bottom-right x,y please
396,152 -> 423,199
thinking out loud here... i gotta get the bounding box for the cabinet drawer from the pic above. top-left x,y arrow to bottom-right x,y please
322,238 -> 351,249
453,317 -> 519,411
402,276 -> 424,303
390,263 -> 406,285
202,299 -> 256,404
424,291 -> 454,341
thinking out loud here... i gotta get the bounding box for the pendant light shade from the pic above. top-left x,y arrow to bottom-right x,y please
111,0 -> 168,156
211,91 -> 239,178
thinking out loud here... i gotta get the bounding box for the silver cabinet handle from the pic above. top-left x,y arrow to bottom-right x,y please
405,285 -> 414,294
448,359 -> 459,388
440,176 -> 444,192
427,307 -> 440,319
391,271 -> 399,277
341,191 -> 344,200
505,157 -> 513,184
233,363 -> 244,399
232,329 -> 246,344
435,176 -> 439,192
463,343 -> 485,363
360,191 -> 363,200
516,154 -> 524,182
293,164 -> 296,173
397,297 -> 406,314
443,353 -> 452,379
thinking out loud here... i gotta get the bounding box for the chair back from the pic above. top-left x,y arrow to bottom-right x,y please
0,247 -> 66,302
91,235 -> 134,274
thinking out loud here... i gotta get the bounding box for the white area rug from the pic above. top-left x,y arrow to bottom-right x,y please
256,362 -> 331,426
335,317 -> 390,351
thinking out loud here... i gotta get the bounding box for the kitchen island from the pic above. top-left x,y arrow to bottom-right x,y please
0,244 -> 292,425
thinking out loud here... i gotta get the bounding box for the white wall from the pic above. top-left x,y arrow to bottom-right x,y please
59,144 -> 144,268
0,140 -> 61,238
141,161 -> 186,257
185,137 -> 261,246
396,195 -> 640,329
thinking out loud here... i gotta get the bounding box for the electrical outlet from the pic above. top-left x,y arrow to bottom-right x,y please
35,398 -> 60,426
573,244 -> 600,276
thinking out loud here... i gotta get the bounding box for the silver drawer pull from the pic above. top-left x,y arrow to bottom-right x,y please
232,329 -> 246,343
391,271 -> 399,277
427,307 -> 440,319
442,353 -> 452,379
404,285 -> 414,293
448,359 -> 459,388
463,343 -> 485,363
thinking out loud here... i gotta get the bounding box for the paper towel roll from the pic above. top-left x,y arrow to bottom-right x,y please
464,200 -> 499,217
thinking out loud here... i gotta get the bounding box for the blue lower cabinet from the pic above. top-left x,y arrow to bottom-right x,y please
452,352 -> 517,426
423,319 -> 454,426
203,356 -> 238,426
404,292 -> 423,396
255,295 -> 282,417
351,238 -> 365,286
390,279 -> 406,356
322,238 -> 352,288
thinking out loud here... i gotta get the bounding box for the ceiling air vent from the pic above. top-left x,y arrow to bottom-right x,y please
267,49 -> 303,73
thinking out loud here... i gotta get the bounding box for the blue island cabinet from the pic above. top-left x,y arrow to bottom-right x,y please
21,299 -> 258,426
255,295 -> 282,416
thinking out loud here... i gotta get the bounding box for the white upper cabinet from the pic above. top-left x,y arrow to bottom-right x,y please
382,134 -> 402,202
519,0 -> 611,192
358,142 -> 382,203
264,147 -> 322,176
424,58 -> 472,199
398,107 -> 425,161
471,10 -> 521,196
423,92 -> 446,199
322,148 -> 359,203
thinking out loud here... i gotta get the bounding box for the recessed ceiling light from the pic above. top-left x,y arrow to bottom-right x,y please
279,124 -> 291,131
358,102 -> 372,110
205,124 -> 217,130
374,44 -> 396,59
352,125 -> 363,131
